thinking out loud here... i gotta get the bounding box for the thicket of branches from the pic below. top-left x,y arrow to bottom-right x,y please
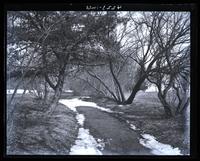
7,11 -> 190,117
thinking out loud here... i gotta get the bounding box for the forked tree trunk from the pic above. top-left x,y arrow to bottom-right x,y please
45,65 -> 66,116
158,92 -> 173,117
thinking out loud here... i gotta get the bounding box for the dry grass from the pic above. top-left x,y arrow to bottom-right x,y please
7,95 -> 78,155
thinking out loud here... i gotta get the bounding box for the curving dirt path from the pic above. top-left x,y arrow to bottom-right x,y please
76,106 -> 152,155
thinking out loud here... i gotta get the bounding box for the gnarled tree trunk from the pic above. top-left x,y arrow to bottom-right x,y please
45,64 -> 66,116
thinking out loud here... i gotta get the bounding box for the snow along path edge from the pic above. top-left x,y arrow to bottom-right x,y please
59,99 -> 105,155
139,134 -> 182,155
59,98 -> 182,155
126,119 -> 182,155
69,127 -> 102,155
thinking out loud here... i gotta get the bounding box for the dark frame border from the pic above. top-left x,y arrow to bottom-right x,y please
1,1 -> 199,160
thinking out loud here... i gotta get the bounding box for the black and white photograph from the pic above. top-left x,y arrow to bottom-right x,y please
5,4 -> 193,156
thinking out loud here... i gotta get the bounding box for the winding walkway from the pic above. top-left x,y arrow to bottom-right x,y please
76,106 -> 152,155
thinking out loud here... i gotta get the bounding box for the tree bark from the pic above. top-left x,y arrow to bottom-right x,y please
123,76 -> 146,104
158,92 -> 173,117
45,64 -> 66,116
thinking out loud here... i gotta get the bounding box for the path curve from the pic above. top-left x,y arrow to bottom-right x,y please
76,106 -> 152,155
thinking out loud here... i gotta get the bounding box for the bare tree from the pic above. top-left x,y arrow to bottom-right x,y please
123,12 -> 190,104
76,12 -> 190,107
7,11 -> 190,115
147,44 -> 190,117
7,11 -> 123,114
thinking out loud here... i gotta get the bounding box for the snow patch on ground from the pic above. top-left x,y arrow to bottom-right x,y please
139,134 -> 182,155
79,96 -> 91,99
96,139 -> 106,151
69,128 -> 102,155
130,124 -> 137,130
7,89 -> 37,94
76,114 -> 85,126
126,116 -> 182,155
59,99 -> 78,112
63,90 -> 73,93
126,120 -> 138,130
59,98 -> 113,113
